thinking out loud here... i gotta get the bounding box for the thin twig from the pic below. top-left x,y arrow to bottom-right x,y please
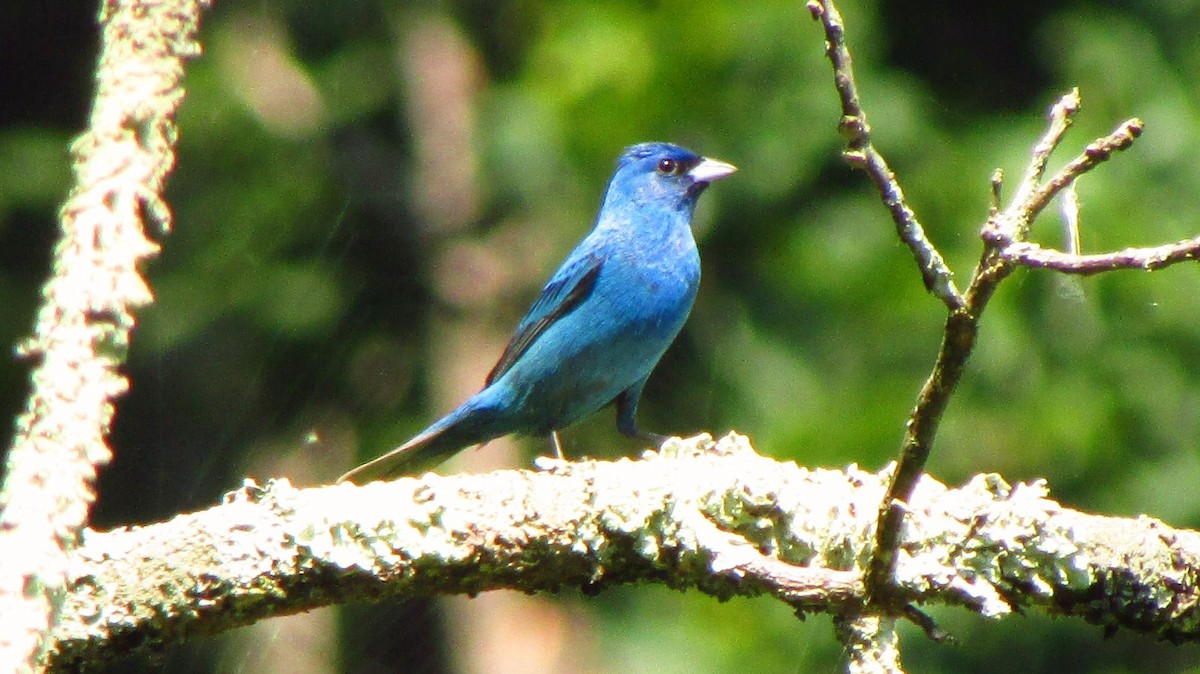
1007,90 -> 1081,218
806,0 -> 964,311
902,605 -> 954,644
1004,237 -> 1200,274
1020,117 -> 1144,228
865,97 -> 1148,610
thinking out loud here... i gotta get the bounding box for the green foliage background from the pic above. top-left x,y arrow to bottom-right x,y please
2,0 -> 1200,671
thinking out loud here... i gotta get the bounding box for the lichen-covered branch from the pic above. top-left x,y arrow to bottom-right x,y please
43,434 -> 1200,671
836,613 -> 902,674
0,1 -> 209,670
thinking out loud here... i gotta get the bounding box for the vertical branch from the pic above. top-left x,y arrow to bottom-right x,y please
807,0 -> 1148,635
805,0 -> 970,618
0,1 -> 209,670
867,100 -> 1142,603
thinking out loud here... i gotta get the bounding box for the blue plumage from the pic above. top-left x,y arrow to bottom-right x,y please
338,142 -> 736,483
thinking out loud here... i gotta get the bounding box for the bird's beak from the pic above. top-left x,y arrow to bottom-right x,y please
688,157 -> 737,183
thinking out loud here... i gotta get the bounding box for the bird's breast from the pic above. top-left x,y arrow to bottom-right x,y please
494,238 -> 698,431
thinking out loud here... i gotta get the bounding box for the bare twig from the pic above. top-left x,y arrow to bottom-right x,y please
1004,237 -> 1200,274
1007,89 -> 1081,221
990,116 -> 1197,278
806,0 -> 964,311
866,97 -> 1146,610
802,0 -> 979,617
807,2 -> 1169,642
1008,117 -> 1145,241
902,605 -> 954,644
0,1 -> 209,670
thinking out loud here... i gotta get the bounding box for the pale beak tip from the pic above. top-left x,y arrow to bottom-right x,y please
689,157 -> 738,183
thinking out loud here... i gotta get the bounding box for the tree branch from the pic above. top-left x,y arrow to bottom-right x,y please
835,613 -> 902,674
805,0 -> 963,310
989,112 -> 1145,245
1003,237 -> 1200,274
869,98 -> 1149,611
806,4 -> 1177,639
0,1 -> 210,670
43,434 -> 1200,670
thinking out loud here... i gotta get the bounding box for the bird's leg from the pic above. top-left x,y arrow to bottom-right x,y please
615,386 -> 669,446
550,430 -> 566,459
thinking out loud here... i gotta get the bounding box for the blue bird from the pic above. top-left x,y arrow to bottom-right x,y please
338,142 -> 736,483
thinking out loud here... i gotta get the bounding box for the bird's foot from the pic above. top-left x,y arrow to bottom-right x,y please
620,428 -> 668,447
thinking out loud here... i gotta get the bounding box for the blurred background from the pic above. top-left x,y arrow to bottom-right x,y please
4,0 -> 1200,671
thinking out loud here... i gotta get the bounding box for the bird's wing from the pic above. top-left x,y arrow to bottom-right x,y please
485,253 -> 604,385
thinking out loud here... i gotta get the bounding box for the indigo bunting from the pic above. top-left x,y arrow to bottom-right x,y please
339,142 -> 735,483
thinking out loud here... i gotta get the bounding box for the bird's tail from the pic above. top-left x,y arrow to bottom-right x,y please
337,390 -> 510,484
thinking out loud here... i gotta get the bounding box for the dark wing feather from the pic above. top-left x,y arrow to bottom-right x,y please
486,255 -> 603,385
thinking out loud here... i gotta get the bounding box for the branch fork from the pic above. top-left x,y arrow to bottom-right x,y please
809,1 -> 1198,667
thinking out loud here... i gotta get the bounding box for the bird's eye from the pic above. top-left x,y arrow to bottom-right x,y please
656,158 -> 678,175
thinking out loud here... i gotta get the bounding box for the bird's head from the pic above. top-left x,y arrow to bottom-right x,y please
608,142 -> 737,212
